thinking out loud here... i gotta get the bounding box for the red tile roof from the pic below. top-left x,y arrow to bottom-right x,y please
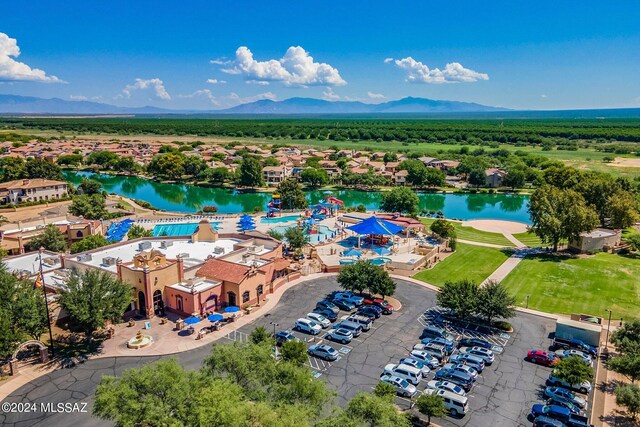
196,258 -> 252,284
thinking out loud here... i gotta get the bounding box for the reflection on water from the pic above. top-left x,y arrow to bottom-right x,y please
64,171 -> 531,223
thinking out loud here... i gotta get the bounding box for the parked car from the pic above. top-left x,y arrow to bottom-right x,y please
443,363 -> 478,381
347,314 -> 372,331
414,343 -> 446,362
363,297 -> 393,314
554,350 -> 593,365
421,336 -> 455,354
527,350 -> 560,367
316,300 -> 339,314
543,386 -> 587,409
312,308 -> 338,322
334,320 -> 363,337
460,346 -> 495,365
356,306 -> 380,320
409,350 -> 441,369
326,328 -> 353,344
273,330 -> 298,346
423,388 -> 469,417
530,404 -> 590,427
308,344 -> 339,361
533,415 -> 567,427
546,398 -> 583,416
458,337 -> 493,350
548,374 -> 592,395
332,299 -> 356,311
552,337 -> 598,357
398,357 -> 431,377
434,368 -> 473,392
426,380 -> 467,396
333,292 -> 364,306
306,312 -> 331,328
449,353 -> 485,372
379,374 -> 417,397
382,363 -> 422,385
294,318 -> 322,335
421,325 -> 455,341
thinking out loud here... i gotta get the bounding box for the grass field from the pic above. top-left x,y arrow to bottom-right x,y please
501,252 -> 640,320
421,218 -> 512,246
413,243 -> 511,286
512,231 -> 544,247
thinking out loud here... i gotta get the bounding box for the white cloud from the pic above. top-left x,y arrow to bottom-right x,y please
206,79 -> 226,84
119,78 -> 171,100
246,80 -> 270,86
69,95 -> 88,101
0,32 -> 63,83
220,46 -> 346,87
210,58 -> 231,65
178,89 -> 277,107
383,58 -> 394,64
322,87 -> 340,101
367,91 -> 385,99
178,89 -> 218,105
388,56 -> 489,84
227,91 -> 277,104
540,94 -> 548,98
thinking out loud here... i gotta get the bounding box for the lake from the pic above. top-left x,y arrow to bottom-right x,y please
63,171 -> 531,223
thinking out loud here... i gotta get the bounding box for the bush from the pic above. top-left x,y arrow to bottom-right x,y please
202,205 -> 218,213
493,321 -> 513,332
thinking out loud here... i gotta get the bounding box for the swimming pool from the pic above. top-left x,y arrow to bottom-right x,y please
339,259 -> 356,265
152,222 -> 219,237
261,215 -> 302,224
370,257 -> 392,266
270,224 -> 337,244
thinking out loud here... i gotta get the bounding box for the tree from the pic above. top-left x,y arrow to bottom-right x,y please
383,152 -> 397,163
69,194 -> 107,220
238,156 -> 264,188
627,234 -> 640,252
267,229 -> 284,240
380,187 -> 419,214
127,225 -> 152,240
373,381 -> 396,401
476,280 -> 516,324
338,260 -> 396,298
468,168 -> 487,187
334,392 -> 411,427
206,167 -> 232,184
437,279 -> 479,320
147,153 -> 185,180
25,224 -> 67,252
87,151 -> 119,168
553,356 -> 593,385
56,154 -> 84,166
70,234 -> 109,254
611,320 -> 640,355
78,178 -> 103,195
301,167 -> 329,187
615,384 -> 640,421
0,157 -> 26,182
281,340 -> 308,366
277,178 -> 307,209
528,186 -> 599,251
502,169 -> 526,190
430,219 -> 456,239
25,158 -> 63,180
249,326 -> 272,345
416,393 -> 447,425
608,353 -> 640,383
183,155 -> 207,178
115,156 -> 140,173
607,190 -> 639,229
59,269 -> 133,337
284,226 -> 310,250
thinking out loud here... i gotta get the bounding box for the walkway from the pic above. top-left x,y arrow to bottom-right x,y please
481,248 -> 541,285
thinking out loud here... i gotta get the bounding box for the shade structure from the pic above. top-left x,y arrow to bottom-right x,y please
346,216 -> 404,236
184,316 -> 201,325
224,306 -> 240,313
207,313 -> 224,322
372,246 -> 392,255
344,248 -> 362,257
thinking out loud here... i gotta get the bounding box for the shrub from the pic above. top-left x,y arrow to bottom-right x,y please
493,321 -> 513,332
202,205 -> 218,213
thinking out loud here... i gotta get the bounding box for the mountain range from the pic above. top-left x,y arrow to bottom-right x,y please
0,94 -> 509,115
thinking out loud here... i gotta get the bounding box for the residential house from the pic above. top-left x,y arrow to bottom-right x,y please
263,166 -> 290,185
485,168 -> 506,188
393,170 -> 409,186
0,179 -> 68,205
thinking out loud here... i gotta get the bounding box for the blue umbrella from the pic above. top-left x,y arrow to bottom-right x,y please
224,306 -> 240,313
344,248 -> 362,257
241,225 -> 256,231
207,313 -> 224,322
184,316 -> 202,325
373,246 -> 392,255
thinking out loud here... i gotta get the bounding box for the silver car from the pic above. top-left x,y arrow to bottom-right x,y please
327,327 -> 353,344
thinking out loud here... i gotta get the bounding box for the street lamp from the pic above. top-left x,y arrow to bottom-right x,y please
270,321 -> 279,336
605,309 -> 613,347
525,295 -> 530,309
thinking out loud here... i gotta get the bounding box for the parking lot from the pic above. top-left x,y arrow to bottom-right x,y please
224,276 -> 567,427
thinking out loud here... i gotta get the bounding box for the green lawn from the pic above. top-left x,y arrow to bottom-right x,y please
501,252 -> 640,320
413,243 -> 511,287
421,218 -> 512,246
512,231 -> 544,247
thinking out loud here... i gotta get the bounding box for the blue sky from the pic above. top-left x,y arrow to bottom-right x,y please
2,0 -> 639,110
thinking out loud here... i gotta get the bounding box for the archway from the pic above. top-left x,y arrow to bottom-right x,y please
176,295 -> 184,313
227,291 -> 237,307
9,340 -> 49,375
205,294 -> 218,312
138,291 -> 146,317
153,290 -> 164,316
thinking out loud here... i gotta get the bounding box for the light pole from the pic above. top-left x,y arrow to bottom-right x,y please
270,321 -> 280,359
605,309 -> 612,347
525,295 -> 530,309
270,321 -> 279,336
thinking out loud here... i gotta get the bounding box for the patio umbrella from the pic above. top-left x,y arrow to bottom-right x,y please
224,306 -> 240,313
184,316 -> 202,325
242,225 -> 256,231
344,248 -> 362,258
207,313 -> 224,322
372,246 -> 392,255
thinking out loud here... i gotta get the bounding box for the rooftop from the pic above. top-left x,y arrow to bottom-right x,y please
2,250 -> 62,276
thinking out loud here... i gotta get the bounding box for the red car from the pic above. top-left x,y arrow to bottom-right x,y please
526,350 -> 559,367
363,298 -> 393,314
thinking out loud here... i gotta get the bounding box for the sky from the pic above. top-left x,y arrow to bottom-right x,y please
2,0 -> 639,110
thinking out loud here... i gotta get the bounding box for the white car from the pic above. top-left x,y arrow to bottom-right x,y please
380,374 -> 417,397
326,327 -> 353,344
443,363 -> 479,380
426,380 -> 467,397
294,318 -> 322,335
409,350 -> 441,369
382,363 -> 421,385
460,346 -> 495,364
399,357 -> 431,377
306,312 -> 331,328
555,349 -> 593,365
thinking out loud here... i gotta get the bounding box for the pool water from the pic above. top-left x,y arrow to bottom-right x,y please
270,224 -> 337,244
261,215 -> 302,224
370,257 -> 392,266
152,222 -> 219,237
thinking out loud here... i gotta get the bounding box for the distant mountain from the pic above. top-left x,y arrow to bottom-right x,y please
0,95 -> 176,115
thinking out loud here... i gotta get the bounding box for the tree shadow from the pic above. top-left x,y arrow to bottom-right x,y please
600,409 -> 639,427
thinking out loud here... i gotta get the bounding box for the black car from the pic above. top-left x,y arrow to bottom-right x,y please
458,338 -> 492,350
356,306 -> 380,320
313,308 -> 338,322
273,331 -> 298,346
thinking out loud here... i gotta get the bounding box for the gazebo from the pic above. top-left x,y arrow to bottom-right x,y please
346,216 -> 404,249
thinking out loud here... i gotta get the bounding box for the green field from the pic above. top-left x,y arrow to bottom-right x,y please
413,243 -> 511,286
501,252 -> 640,319
421,218 -> 512,246
512,231 -> 544,247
